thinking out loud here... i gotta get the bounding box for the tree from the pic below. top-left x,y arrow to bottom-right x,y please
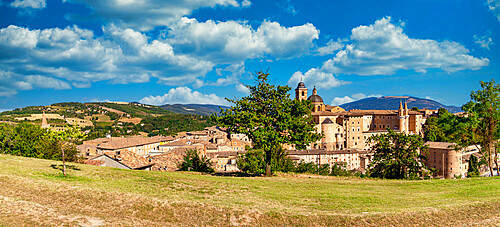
423,108 -> 466,143
49,125 -> 86,176
467,154 -> 480,177
178,149 -> 215,173
367,129 -> 428,179
236,149 -> 266,175
462,80 -> 500,177
213,71 -> 322,176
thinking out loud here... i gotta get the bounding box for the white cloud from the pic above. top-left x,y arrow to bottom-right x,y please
24,75 -> 71,89
288,68 -> 350,90
0,24 -> 216,95
10,0 -> 46,9
169,18 -> 319,63
64,0 -> 247,31
139,87 -> 230,106
235,83 -> 250,94
316,39 -> 344,56
241,0 -> 251,7
0,70 -> 72,96
474,31 -> 494,50
0,7 -> 320,95
330,93 -> 381,106
318,17 -> 489,76
487,0 -> 500,22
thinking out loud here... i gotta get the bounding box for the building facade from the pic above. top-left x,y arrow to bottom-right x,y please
295,81 -> 424,151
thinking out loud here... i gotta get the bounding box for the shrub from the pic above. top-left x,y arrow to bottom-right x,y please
236,148 -> 296,175
179,150 -> 215,173
330,163 -> 351,177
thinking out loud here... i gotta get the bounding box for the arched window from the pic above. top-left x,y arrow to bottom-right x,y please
302,91 -> 304,96
317,106 -> 320,111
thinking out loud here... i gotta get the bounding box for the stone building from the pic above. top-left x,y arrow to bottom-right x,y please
294,81 -> 424,151
423,142 -> 479,178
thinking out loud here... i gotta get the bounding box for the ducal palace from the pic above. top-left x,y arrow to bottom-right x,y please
294,81 -> 424,151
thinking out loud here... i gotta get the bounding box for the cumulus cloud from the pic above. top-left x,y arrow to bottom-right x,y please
169,18 -> 319,63
288,68 -> 350,90
64,0 -> 249,31
291,17 -> 489,87
0,70 -> 72,96
316,39 -> 344,56
235,83 -> 250,94
330,93 -> 382,106
24,75 -> 71,89
487,0 -> 500,22
474,31 -> 494,50
322,17 -> 489,75
10,0 -> 46,9
0,24 -> 216,96
241,0 -> 251,7
139,87 -> 230,106
0,3 -> 319,96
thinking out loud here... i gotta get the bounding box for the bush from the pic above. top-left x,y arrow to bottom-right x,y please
179,150 -> 215,173
236,149 -> 266,174
237,148 -> 296,174
330,163 -> 351,177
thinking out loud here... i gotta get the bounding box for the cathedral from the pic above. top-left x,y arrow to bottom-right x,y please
295,82 -> 424,151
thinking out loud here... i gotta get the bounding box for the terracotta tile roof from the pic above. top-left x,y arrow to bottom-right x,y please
97,136 -> 173,150
84,159 -> 105,166
425,141 -> 456,150
104,150 -> 153,169
161,140 -> 189,147
149,148 -> 190,171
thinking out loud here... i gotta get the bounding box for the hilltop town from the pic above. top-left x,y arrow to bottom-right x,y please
31,81 -> 475,179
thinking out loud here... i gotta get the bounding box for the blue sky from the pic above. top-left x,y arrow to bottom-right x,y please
0,0 -> 499,110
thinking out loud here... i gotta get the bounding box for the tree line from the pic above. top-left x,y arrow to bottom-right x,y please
0,123 -> 83,163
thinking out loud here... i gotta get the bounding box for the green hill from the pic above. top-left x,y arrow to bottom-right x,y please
0,102 -> 215,139
159,103 -> 229,115
1,154 -> 499,226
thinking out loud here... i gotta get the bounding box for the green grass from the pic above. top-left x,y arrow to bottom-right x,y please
0,154 -> 499,226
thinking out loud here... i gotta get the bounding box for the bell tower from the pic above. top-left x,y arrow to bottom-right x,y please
295,80 -> 307,101
398,101 -> 405,133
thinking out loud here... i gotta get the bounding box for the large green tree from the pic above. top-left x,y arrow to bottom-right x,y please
462,79 -> 500,177
213,71 -> 322,176
367,129 -> 428,179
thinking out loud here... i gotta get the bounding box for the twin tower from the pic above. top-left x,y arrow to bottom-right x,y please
295,81 -> 412,134
295,81 -> 326,113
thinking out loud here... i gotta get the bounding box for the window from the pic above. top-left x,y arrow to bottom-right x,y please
301,91 -> 304,96
317,106 -> 320,111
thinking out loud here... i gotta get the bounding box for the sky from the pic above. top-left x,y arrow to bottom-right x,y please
0,0 -> 499,111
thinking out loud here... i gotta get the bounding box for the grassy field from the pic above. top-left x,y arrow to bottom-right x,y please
0,155 -> 499,226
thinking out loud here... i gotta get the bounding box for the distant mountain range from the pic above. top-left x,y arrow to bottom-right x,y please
339,96 -> 462,113
159,104 -> 229,116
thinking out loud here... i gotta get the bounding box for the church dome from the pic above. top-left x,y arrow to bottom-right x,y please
308,94 -> 323,103
296,81 -> 306,89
